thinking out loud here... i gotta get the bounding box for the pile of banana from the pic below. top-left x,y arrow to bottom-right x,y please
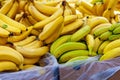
0,0 -> 120,72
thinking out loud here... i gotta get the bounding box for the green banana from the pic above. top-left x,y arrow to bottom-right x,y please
113,26 -> 120,34
71,25 -> 91,42
50,35 -> 71,54
109,23 -> 120,31
99,31 -> 112,41
91,0 -> 103,4
52,42 -> 87,59
109,34 -> 120,41
98,41 -> 110,54
93,24 -> 111,36
59,50 -> 97,63
67,56 -> 89,63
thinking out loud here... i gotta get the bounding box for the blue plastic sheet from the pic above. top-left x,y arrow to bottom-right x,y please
0,53 -> 120,80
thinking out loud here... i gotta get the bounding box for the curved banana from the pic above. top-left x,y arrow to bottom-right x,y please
102,9 -> 111,21
96,2 -> 104,16
0,0 -> 14,14
103,39 -> 120,53
33,6 -> 63,29
52,42 -> 87,58
98,41 -> 110,54
24,57 -> 40,65
115,14 -> 120,23
99,31 -> 112,41
28,2 -> 48,21
108,34 -> 120,41
0,37 -> 7,45
7,26 -> 33,43
59,50 -> 89,63
0,13 -> 26,31
100,47 -> 120,61
109,23 -> 120,31
15,12 -> 24,22
15,46 -> 49,58
30,29 -> 40,36
0,27 -> 10,37
86,34 -> 95,56
18,0 -> 27,12
33,0 -> 58,16
43,1 -> 60,7
71,25 -> 91,42
39,16 -> 63,40
0,61 -> 18,72
88,16 -> 109,29
7,0 -> 19,19
113,26 -> 120,34
13,36 -> 36,46
50,35 -> 71,54
27,15 -> 38,25
61,19 -> 83,35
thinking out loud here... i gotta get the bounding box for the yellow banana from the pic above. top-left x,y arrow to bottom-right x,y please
28,2 -> 48,21
7,0 -> 19,19
15,46 -> 49,58
33,0 -> 58,16
103,39 -> 120,54
59,50 -> 89,63
98,41 -> 110,55
64,4 -> 73,16
0,27 -> 11,37
24,57 -> 40,65
88,16 -> 109,29
13,36 -> 36,46
27,15 -> 38,25
39,16 -> 63,40
0,37 -> 7,45
86,34 -> 95,56
0,61 -> 18,72
96,2 -> 104,16
7,26 -> 33,43
33,6 -> 63,29
115,14 -> 120,23
0,0 -> 14,14
100,47 -> 120,61
64,15 -> 78,25
30,29 -> 40,36
102,9 -> 111,21
18,0 -> 27,12
0,13 -> 26,31
50,35 -> 71,54
53,42 -> 87,58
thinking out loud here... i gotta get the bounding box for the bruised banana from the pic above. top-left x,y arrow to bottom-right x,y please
52,42 -> 87,58
50,35 -> 71,54
96,2 -> 104,16
71,25 -> 91,42
39,16 -> 63,40
99,31 -> 112,41
59,50 -> 93,63
15,46 -> 49,58
103,39 -> 120,53
7,26 -> 33,43
0,61 -> 18,72
24,57 -> 40,65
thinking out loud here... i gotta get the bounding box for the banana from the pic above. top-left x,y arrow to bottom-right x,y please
23,40 -> 43,48
6,0 -> 19,19
111,18 -> 117,24
92,3 -> 97,15
109,23 -> 120,31
103,39 -> 120,53
96,2 -> 104,16
0,27 -> 11,37
50,35 -> 71,54
91,0 -> 103,4
0,61 -> 18,72
108,34 -> 120,41
39,16 -> 63,41
61,19 -> 83,35
33,0 -> 58,16
0,46 -> 24,68
93,23 -> 111,36
27,15 -> 38,25
102,9 -> 111,21
15,46 -> 49,58
0,0 -> 14,14
33,6 -> 63,29
98,41 -> 110,55
67,56 -> 89,63
15,12 -> 24,22
59,50 -> 89,63
113,26 -> 120,34
99,31 -> 112,41
44,23 -> 64,44
0,37 -> 7,45
28,2 -> 48,21
86,34 -> 95,56
13,36 -> 36,46
64,4 -> 73,16
103,0 -> 109,9
88,16 -> 109,29
52,42 -> 87,59
93,37 -> 103,53
18,0 -> 27,12
30,29 -> 40,36
71,25 -> 91,42
7,26 -> 33,43
107,0 -> 118,9
64,15 -> 78,25
43,1 -> 60,7
24,57 -> 40,65
0,19 -> 21,35
0,13 -> 26,31
100,47 -> 120,61
115,14 -> 120,23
